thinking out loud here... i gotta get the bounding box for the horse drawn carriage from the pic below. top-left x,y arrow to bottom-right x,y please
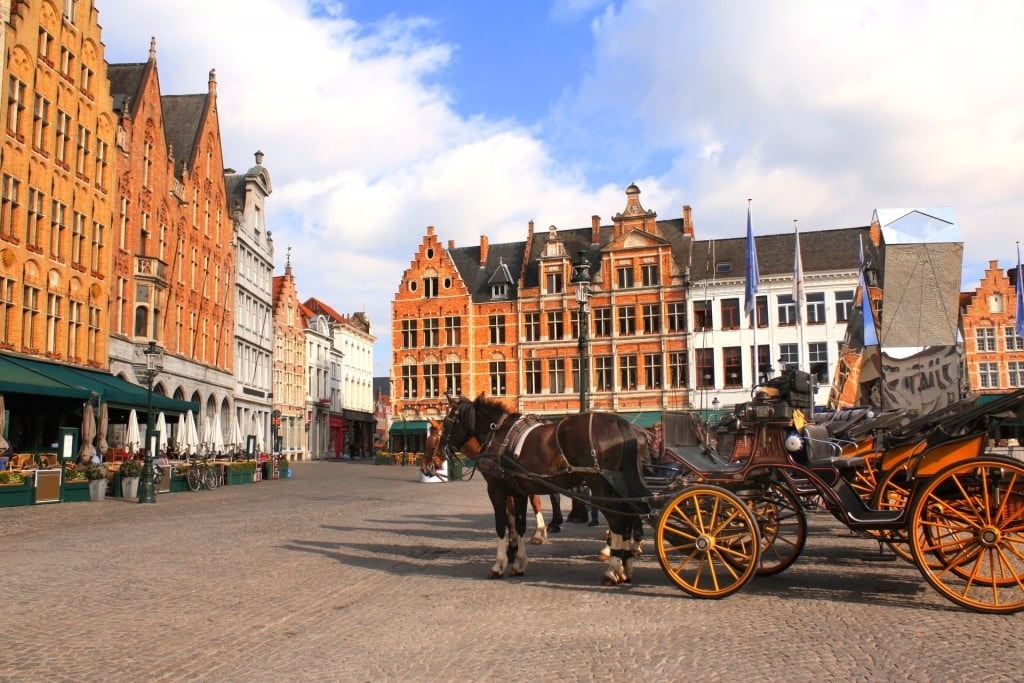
437,374 -> 1024,614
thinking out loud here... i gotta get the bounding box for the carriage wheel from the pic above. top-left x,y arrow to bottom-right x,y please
871,467 -> 915,563
908,457 -> 1024,614
655,485 -> 760,599
744,482 -> 807,576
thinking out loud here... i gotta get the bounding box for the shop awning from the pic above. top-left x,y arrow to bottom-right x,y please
0,353 -> 197,414
389,419 -> 430,436
343,409 -> 375,423
617,411 -> 664,428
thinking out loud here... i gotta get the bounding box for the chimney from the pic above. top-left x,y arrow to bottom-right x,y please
448,239 -> 455,250
208,68 -> 217,93
682,205 -> 694,237
591,215 -> 601,245
480,235 -> 489,266
527,220 -> 534,240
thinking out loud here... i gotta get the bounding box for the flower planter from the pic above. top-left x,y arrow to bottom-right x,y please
121,477 -> 140,498
374,453 -> 393,465
89,479 -> 107,501
62,480 -> 91,502
225,468 -> 255,485
0,481 -> 33,507
169,474 -> 189,492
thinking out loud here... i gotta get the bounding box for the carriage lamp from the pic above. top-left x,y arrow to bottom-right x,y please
138,340 -> 164,504
570,250 -> 592,413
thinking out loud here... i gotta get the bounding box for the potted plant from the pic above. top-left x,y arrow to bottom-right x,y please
84,463 -> 108,501
0,470 -> 32,507
119,458 -> 143,498
61,465 -> 90,502
226,460 -> 257,485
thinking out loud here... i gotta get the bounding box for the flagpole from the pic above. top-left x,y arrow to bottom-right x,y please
746,199 -> 759,388
1016,242 -> 1024,340
794,220 -> 806,373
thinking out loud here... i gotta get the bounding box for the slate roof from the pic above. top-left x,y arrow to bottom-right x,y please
161,93 -> 208,179
107,63 -> 147,114
448,240 -> 527,304
690,226 -> 871,281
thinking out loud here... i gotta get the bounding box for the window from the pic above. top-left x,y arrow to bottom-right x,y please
1005,327 -> 1024,351
571,358 -> 581,393
422,318 -> 439,347
616,266 -> 634,289
807,292 -> 826,324
59,47 -> 74,79
401,365 -> 416,400
693,300 -> 712,331
755,295 -> 768,327
595,356 -> 614,391
489,315 -> 505,344
660,302 -> 684,334
444,361 -> 462,396
423,363 -> 439,398
696,348 -> 714,388
545,271 -> 563,294
721,298 -> 740,330
489,360 -> 506,395
641,263 -> 659,286
617,306 -> 636,335
38,29 -> 54,64
1009,361 -> 1024,388
46,293 -> 62,354
619,355 -> 637,390
835,290 -> 854,322
87,305 -> 100,362
570,310 -> 582,339
976,327 -> 996,352
423,276 -> 438,298
779,343 -> 799,371
90,221 -> 103,272
669,352 -> 688,388
777,294 -> 797,326
716,261 -> 732,274
524,312 -> 540,342
548,358 -> 565,393
491,282 -> 507,300
525,359 -> 542,395
95,139 -> 108,189
644,353 -> 663,389
0,278 -> 14,343
63,0 -> 77,23
444,316 -> 461,346
723,347 -> 742,387
32,95 -> 49,150
22,285 -> 40,349
55,110 -> 71,164
80,64 -> 93,94
978,362 -> 999,389
754,345 -> 772,383
50,200 -> 66,258
401,320 -> 417,349
808,342 -> 829,384
71,211 -> 86,265
642,304 -> 660,334
0,175 -> 20,238
586,306 -> 608,337
26,188 -> 44,249
546,311 -> 563,340
6,77 -> 26,137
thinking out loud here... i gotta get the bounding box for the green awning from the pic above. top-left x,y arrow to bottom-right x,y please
389,419 -> 430,436
0,353 -> 197,414
616,411 -> 664,428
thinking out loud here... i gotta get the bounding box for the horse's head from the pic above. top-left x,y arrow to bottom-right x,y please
440,395 -> 475,456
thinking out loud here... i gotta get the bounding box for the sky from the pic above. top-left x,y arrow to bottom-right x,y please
94,0 -> 1024,377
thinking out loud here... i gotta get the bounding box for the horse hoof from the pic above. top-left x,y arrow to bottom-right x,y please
601,575 -> 620,586
510,569 -> 525,577
549,524 -> 561,533
488,570 -> 504,579
529,537 -> 544,545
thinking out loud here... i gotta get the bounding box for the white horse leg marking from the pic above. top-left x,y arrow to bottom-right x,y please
530,510 -> 548,545
603,532 -> 628,584
490,536 -> 508,578
510,535 -> 529,575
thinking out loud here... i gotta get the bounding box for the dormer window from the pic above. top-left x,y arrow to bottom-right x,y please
716,261 -> 732,274
491,283 -> 507,300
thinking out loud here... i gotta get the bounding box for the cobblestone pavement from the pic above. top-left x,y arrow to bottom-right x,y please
1,460 -> 1021,682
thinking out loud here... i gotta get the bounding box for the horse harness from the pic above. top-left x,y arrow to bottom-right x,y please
476,412 -> 604,483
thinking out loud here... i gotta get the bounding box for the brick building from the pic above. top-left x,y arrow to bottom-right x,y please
960,259 -> 1024,394
271,248 -> 306,459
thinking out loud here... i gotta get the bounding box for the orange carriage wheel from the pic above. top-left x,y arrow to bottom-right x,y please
744,481 -> 807,576
908,457 -> 1024,614
870,467 -> 916,564
655,485 -> 760,599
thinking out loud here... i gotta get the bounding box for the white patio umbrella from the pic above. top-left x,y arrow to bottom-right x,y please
211,411 -> 225,453
155,413 -> 168,452
96,402 -> 109,453
78,401 -> 97,462
175,412 -> 186,456
126,408 -> 141,454
183,410 -> 200,455
0,394 -> 9,451
251,413 -> 265,452
230,413 -> 243,451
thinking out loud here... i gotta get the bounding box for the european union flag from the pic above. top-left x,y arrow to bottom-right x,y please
744,203 -> 759,319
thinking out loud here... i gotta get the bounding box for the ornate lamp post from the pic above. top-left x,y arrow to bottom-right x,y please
570,250 -> 592,413
138,340 -> 164,504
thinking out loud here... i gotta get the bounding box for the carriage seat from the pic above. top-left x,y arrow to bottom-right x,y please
802,424 -> 868,470
660,445 -> 745,477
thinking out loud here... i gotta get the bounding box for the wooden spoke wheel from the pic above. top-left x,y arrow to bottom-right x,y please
655,485 -> 760,599
908,458 -> 1024,614
871,467 -> 916,563
743,482 -> 807,576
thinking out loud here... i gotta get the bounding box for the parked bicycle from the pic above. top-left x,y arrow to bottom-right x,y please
186,453 -> 220,491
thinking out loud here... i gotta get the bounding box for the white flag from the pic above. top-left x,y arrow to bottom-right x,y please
793,222 -> 806,325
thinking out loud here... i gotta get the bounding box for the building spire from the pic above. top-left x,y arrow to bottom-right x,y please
149,36 -> 157,61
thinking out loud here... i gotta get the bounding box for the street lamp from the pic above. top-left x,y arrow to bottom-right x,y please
138,340 -> 164,504
570,250 -> 592,413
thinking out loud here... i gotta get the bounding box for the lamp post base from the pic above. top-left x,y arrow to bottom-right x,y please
137,456 -> 157,504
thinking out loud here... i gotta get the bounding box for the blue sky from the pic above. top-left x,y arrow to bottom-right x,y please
95,0 -> 1024,377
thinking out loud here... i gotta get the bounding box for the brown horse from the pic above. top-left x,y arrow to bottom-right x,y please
424,426 -> 562,544
440,394 -> 651,584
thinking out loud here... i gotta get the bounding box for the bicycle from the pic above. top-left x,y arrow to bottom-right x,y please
186,453 -> 220,491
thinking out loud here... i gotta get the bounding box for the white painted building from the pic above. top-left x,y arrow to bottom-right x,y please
226,152 -> 275,453
688,226 -> 869,413
303,312 -> 333,459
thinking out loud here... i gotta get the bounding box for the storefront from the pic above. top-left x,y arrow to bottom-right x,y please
388,419 -> 430,454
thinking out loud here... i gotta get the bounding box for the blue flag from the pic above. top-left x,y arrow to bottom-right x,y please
859,236 -> 879,346
1016,244 -> 1024,339
744,203 -> 759,318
